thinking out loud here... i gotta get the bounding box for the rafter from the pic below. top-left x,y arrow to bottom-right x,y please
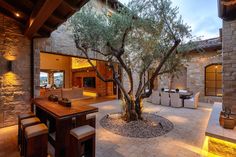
0,0 -> 28,21
24,0 -> 63,38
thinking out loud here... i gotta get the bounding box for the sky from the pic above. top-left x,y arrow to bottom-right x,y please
119,0 -> 222,40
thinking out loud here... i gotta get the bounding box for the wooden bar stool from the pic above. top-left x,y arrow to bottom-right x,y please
69,125 -> 95,157
20,117 -> 41,156
24,123 -> 48,157
86,115 -> 96,128
18,112 -> 35,148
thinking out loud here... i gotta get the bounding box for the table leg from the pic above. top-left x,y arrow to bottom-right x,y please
35,106 -> 47,124
55,118 -> 73,157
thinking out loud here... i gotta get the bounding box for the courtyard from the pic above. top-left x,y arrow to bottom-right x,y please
0,99 -> 212,157
1,0 -> 236,157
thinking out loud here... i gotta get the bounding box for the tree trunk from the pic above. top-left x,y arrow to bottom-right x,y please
122,97 -> 143,121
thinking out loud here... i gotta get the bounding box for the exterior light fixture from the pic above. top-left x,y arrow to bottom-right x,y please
8,61 -> 13,71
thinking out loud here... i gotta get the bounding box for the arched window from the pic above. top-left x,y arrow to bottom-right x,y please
205,64 -> 222,96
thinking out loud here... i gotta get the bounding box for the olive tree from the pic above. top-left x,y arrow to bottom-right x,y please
70,0 -> 192,121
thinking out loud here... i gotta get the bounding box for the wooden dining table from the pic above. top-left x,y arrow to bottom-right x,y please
32,98 -> 98,157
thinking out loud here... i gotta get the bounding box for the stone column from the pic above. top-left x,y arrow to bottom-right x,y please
222,20 -> 236,113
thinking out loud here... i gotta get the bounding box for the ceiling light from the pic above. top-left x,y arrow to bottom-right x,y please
15,13 -> 20,17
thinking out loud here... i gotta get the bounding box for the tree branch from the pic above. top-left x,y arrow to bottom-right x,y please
75,43 -> 114,83
135,62 -> 152,97
91,48 -> 112,57
138,39 -> 181,99
109,62 -> 131,103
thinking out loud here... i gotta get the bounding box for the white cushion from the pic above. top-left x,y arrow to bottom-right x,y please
170,93 -> 182,108
70,125 -> 95,140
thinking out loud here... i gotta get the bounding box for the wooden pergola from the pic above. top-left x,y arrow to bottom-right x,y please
0,0 -> 122,38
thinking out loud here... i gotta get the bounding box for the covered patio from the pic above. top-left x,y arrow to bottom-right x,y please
1,0 -> 236,157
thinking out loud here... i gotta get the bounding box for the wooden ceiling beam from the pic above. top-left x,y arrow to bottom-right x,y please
0,0 -> 28,21
62,1 -> 77,11
24,0 -> 63,38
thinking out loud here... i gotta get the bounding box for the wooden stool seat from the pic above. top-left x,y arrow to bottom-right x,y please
20,117 -> 41,156
86,115 -> 96,128
70,125 -> 95,140
69,125 -> 95,157
24,124 -> 48,157
21,117 -> 40,128
18,113 -> 35,147
25,123 -> 48,138
18,112 -> 35,120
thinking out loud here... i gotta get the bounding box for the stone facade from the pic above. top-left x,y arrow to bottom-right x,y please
222,20 -> 236,113
33,0 -> 110,97
151,51 -> 222,103
0,14 -> 32,127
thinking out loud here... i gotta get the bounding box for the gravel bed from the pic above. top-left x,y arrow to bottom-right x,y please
100,113 -> 174,138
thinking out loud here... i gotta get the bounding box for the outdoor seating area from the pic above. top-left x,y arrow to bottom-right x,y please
148,89 -> 199,109
1,0 -> 236,157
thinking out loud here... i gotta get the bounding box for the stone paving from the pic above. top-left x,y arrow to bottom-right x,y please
0,99 -> 212,157
92,100 -> 212,157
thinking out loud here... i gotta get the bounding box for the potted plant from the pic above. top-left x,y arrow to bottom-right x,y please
58,98 -> 71,107
220,107 -> 235,129
48,94 -> 58,102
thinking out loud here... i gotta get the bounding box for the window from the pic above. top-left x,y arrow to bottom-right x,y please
40,71 -> 65,88
40,72 -> 49,87
53,72 -> 64,88
205,64 -> 222,96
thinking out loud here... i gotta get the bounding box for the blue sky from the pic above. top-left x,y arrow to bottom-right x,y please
119,0 -> 222,39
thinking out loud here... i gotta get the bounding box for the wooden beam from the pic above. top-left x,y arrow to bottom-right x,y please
24,0 -> 63,38
62,1 -> 77,11
0,0 -> 28,21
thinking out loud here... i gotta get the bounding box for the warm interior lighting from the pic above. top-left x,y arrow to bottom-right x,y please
15,12 -> 20,17
3,72 -> 19,85
72,57 -> 96,69
83,91 -> 97,97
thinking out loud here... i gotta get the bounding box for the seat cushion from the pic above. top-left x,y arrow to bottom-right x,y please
70,125 -> 95,140
18,112 -> 35,120
25,124 -> 48,139
21,117 -> 40,128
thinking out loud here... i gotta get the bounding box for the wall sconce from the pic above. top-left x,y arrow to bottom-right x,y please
7,61 -> 13,71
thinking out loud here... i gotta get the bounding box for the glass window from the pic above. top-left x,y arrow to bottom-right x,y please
40,72 -> 49,87
53,72 -> 64,88
205,64 -> 222,97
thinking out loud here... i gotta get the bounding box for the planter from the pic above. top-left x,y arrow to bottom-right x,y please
48,95 -> 58,102
223,117 -> 235,129
220,115 -> 235,129
58,98 -> 71,107
219,112 -> 224,126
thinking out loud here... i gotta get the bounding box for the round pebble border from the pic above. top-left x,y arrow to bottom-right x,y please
100,112 -> 174,138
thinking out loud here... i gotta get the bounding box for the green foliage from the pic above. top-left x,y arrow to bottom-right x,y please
70,0 -> 192,72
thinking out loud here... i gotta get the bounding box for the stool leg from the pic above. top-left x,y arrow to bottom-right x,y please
92,136 -> 95,157
18,118 -> 21,149
25,134 -> 48,157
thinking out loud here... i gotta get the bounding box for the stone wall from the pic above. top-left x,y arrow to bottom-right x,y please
158,51 -> 222,103
222,20 -> 236,113
0,14 -> 32,127
33,0 -> 109,97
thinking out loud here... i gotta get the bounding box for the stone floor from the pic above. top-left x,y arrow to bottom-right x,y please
0,100 -> 212,157
93,100 -> 212,157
